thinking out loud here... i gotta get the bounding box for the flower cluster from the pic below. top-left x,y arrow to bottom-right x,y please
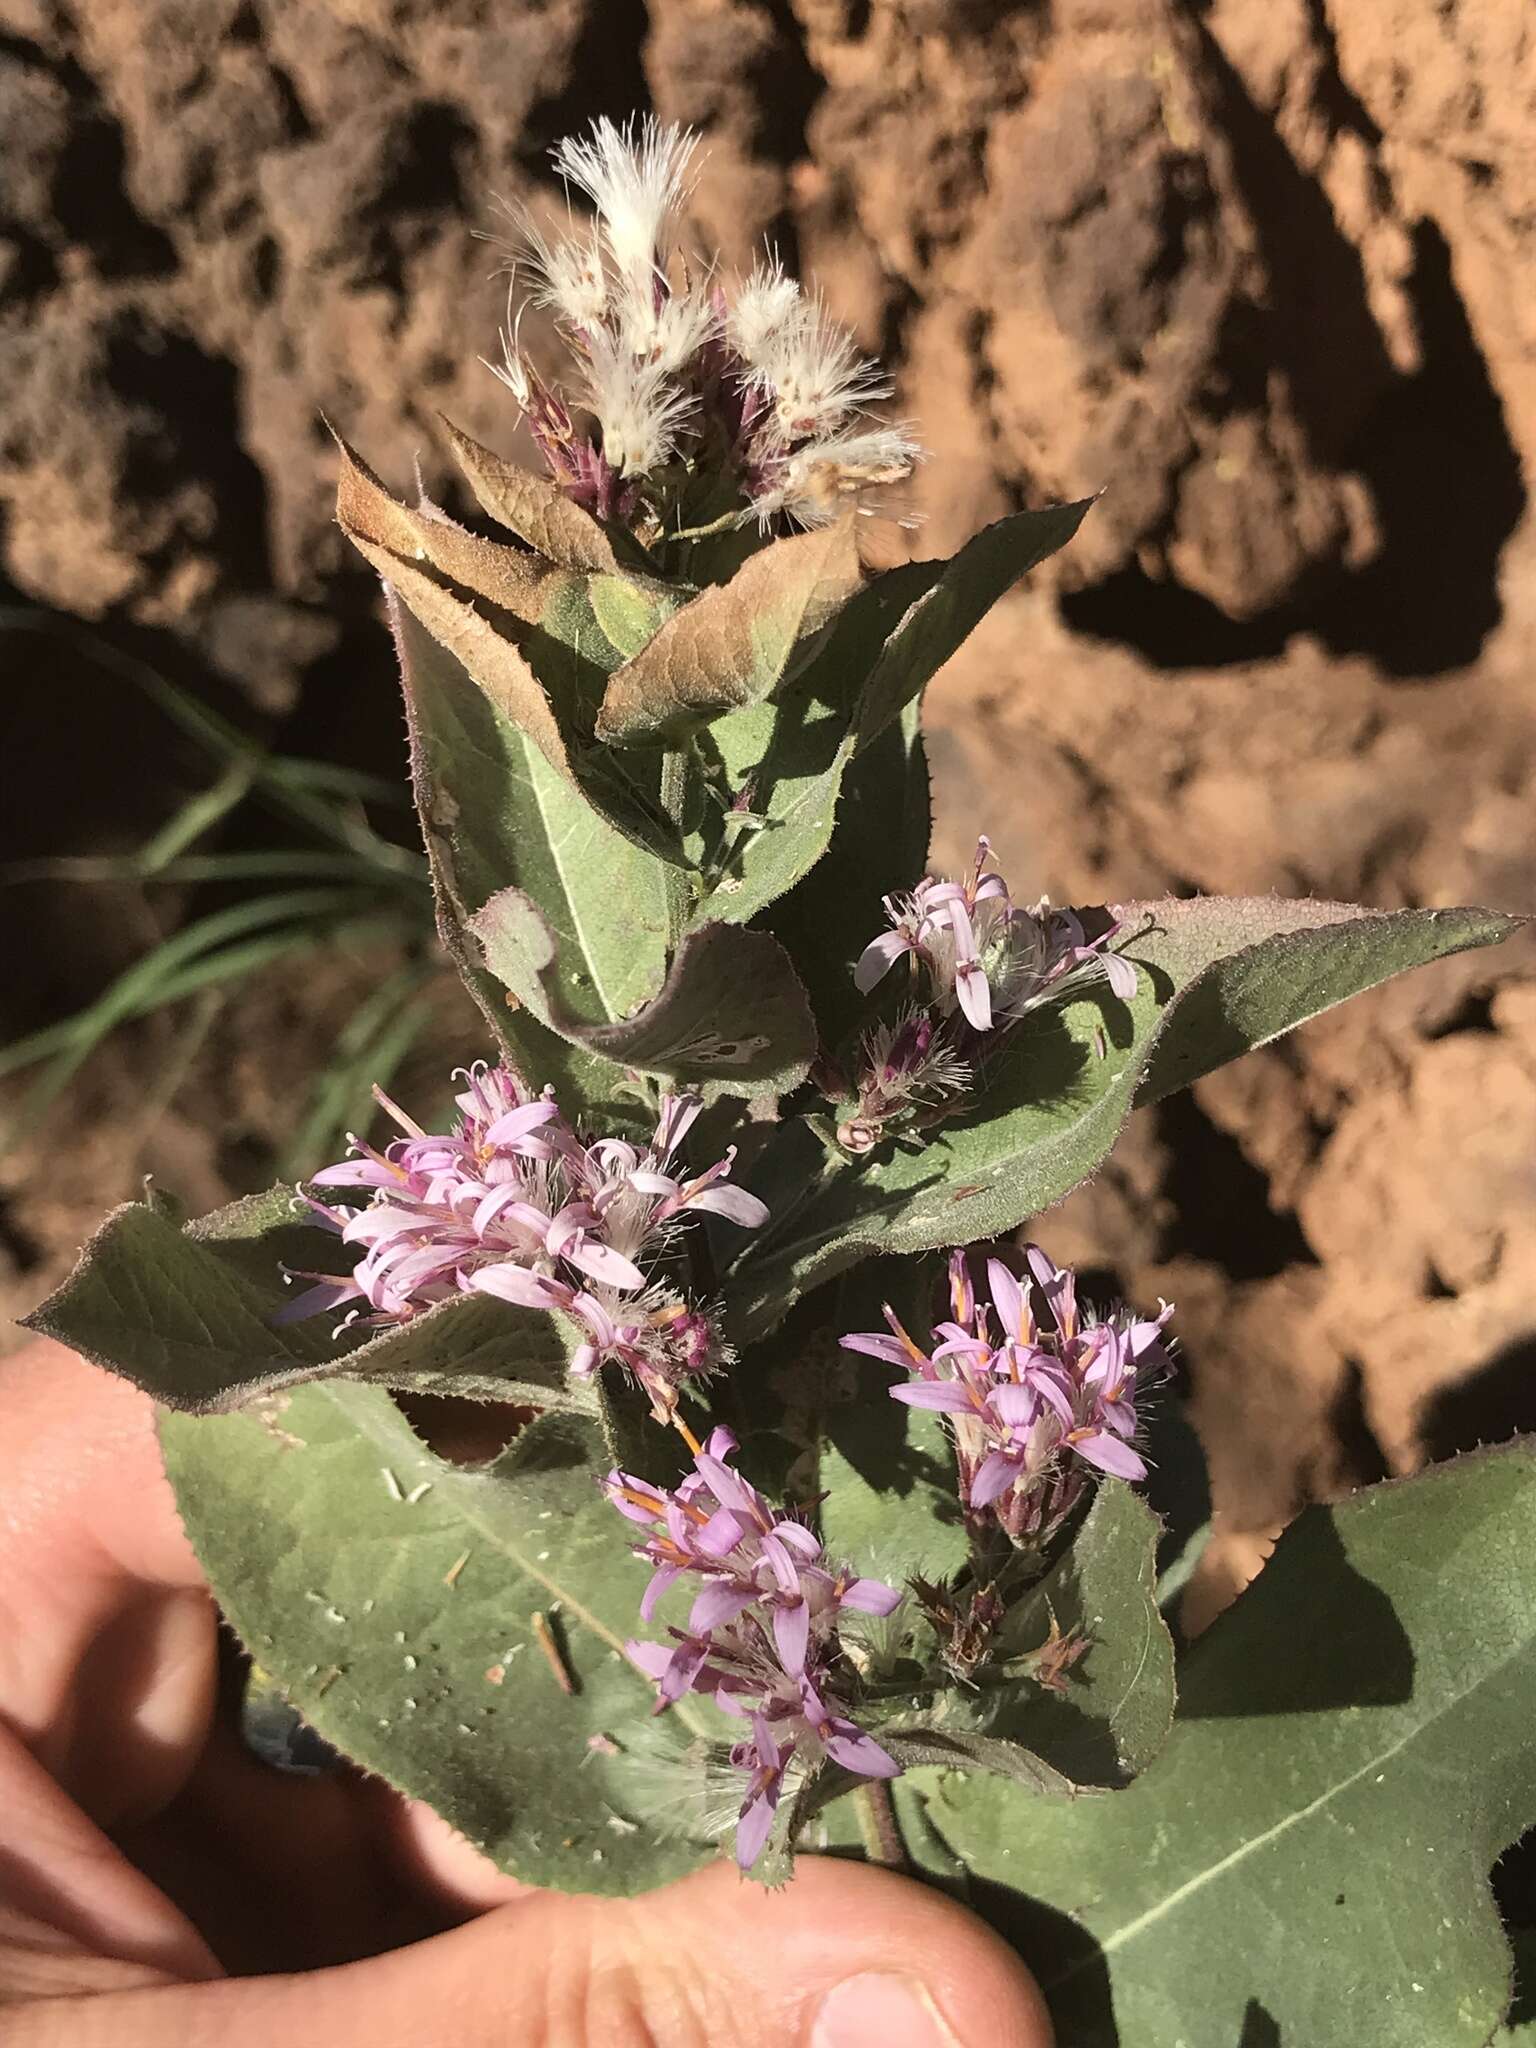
838,839 -> 1139,1150
842,1247 -> 1172,1543
855,836 -> 1139,1035
494,115 -> 919,531
607,1428 -> 901,1868
279,1064 -> 766,1419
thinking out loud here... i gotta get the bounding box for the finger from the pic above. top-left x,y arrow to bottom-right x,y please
0,1722 -> 221,2000
0,1341 -> 217,1825
6,1855 -> 1053,2047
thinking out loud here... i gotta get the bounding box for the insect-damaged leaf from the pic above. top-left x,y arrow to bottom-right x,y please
20,1186 -> 581,1411
595,515 -> 864,746
160,1391 -> 710,1894
470,887 -> 817,1097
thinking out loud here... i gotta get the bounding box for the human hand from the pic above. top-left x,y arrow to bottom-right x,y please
0,1339 -> 1053,2046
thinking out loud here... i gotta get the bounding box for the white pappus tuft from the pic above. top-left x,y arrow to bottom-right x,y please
580,327 -> 696,475
749,295 -> 892,442
552,115 -> 700,288
727,257 -> 804,368
521,216 -> 609,330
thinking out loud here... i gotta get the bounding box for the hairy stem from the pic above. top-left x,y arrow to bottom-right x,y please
855,1779 -> 908,1872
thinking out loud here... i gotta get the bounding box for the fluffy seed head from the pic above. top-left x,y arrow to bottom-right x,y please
552,115 -> 700,287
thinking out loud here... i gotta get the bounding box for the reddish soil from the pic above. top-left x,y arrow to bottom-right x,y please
2,0 -> 1533,1607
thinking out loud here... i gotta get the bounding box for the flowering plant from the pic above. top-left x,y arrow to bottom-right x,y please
26,120 -> 1534,2044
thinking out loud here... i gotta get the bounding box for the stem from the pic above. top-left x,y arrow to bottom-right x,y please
658,749 -> 691,947
855,1779 -> 908,1872
665,509 -> 747,543
671,1412 -> 704,1458
659,748 -> 688,828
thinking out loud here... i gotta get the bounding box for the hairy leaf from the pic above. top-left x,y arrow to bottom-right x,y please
724,900 -> 1519,1335
341,437 -> 685,862
470,889 -> 817,1096
161,1392 -> 708,1893
687,504 -> 1087,933
820,1400 -> 968,1589
439,414 -> 649,575
853,499 -> 1094,750
768,693 -> 931,1045
925,1444 -> 1536,2047
987,1481 -> 1175,1782
389,598 -> 672,1077
335,433 -> 559,619
595,516 -> 863,745
20,1188 -> 581,1411
882,1728 -> 1081,1797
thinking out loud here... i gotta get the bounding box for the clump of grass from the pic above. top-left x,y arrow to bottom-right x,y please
0,610 -> 440,1170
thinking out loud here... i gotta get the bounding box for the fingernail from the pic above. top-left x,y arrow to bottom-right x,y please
811,1972 -> 960,2048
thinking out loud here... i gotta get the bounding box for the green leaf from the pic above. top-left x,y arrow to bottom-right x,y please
925,1444 -> 1536,2046
1130,895 -> 1528,1106
986,1481 -> 1175,1783
688,503 -> 1083,935
767,692 -> 931,1046
387,594 -> 671,1104
817,1263 -> 969,1586
883,1728 -> 1081,1797
160,1391 -> 709,1893
341,440 -> 684,860
469,891 -> 816,1098
725,899 -> 1520,1336
853,499 -> 1094,751
819,1392 -> 968,1589
20,1188 -> 582,1412
595,516 -> 864,746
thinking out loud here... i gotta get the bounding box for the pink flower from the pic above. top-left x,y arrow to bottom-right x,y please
853,839 -> 1139,1040
842,1246 -> 1172,1542
278,1065 -> 767,1418
607,1430 -> 900,1868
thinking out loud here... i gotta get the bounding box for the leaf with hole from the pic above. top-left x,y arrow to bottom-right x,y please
160,1391 -> 710,1893
469,890 -> 816,1097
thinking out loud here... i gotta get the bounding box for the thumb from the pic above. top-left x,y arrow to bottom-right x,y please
40,1856 -> 1054,2048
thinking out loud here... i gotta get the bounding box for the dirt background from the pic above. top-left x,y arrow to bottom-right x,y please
1,0 -> 1534,1619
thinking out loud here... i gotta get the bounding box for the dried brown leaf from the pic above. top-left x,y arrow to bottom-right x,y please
341,528 -> 572,783
439,415 -> 631,574
332,431 -> 557,618
595,516 -> 864,746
